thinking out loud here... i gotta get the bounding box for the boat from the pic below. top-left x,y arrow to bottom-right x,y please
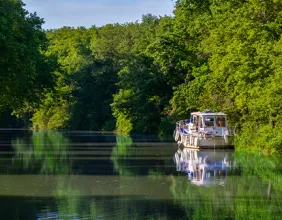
173,111 -> 235,149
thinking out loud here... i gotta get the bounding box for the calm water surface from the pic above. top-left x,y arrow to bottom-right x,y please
0,130 -> 282,219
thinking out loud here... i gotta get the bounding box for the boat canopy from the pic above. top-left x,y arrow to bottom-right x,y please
191,111 -> 226,117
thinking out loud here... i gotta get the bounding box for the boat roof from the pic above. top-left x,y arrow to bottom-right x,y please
191,111 -> 226,116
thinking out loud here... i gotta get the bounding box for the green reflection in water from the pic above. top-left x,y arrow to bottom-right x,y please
12,131 -> 71,174
51,177 -> 97,219
112,134 -> 133,157
234,151 -> 282,220
11,131 -> 99,219
111,135 -> 136,176
170,151 -> 282,220
56,177 -> 81,217
235,151 -> 282,191
111,134 -> 172,177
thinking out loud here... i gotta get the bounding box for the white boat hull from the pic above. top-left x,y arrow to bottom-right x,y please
178,134 -> 234,149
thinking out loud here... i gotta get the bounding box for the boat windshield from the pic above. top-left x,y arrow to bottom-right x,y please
204,116 -> 215,127
216,116 -> 226,127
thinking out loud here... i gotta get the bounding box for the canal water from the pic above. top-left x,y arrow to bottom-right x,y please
0,130 -> 282,219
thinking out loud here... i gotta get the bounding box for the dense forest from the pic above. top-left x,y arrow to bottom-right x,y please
1,0 -> 282,150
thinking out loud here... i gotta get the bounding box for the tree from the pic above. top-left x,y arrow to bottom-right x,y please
0,0 -> 56,111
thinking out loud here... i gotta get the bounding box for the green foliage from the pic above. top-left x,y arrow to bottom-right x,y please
112,55 -> 172,134
112,89 -> 134,133
32,26 -> 120,130
70,60 -> 117,131
235,122 -> 282,153
31,70 -> 73,129
31,93 -> 71,129
109,16 -> 174,134
157,118 -> 174,139
160,0 -> 282,148
5,0 -> 282,149
0,0 -> 56,111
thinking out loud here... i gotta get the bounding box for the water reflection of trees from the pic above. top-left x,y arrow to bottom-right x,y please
38,176 -> 177,220
170,149 -> 282,219
111,134 -> 173,177
12,131 -> 71,174
38,176 -> 98,220
111,135 -> 136,176
234,152 -> 282,219
12,131 -> 98,219
10,132 -> 282,219
10,132 -> 176,219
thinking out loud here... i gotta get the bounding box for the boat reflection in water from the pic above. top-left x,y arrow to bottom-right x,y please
174,148 -> 235,186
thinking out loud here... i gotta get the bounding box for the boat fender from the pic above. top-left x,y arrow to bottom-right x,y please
174,130 -> 180,141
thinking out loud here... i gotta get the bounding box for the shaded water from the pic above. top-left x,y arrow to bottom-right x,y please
0,130 -> 282,219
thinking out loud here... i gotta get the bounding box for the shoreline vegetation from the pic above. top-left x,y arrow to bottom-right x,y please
1,0 -> 282,152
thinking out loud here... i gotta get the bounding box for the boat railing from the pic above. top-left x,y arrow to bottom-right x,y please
176,119 -> 191,134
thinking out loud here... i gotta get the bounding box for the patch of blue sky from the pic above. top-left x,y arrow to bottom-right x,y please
23,0 -> 175,29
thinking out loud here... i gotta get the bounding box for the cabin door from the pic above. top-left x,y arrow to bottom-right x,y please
215,127 -> 223,136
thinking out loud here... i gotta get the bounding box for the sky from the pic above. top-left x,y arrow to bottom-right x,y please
23,0 -> 175,29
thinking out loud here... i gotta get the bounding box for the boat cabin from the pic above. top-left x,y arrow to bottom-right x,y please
190,112 -> 227,136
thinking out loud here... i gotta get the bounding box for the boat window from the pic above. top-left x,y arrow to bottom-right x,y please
216,116 -> 226,127
204,116 -> 215,127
